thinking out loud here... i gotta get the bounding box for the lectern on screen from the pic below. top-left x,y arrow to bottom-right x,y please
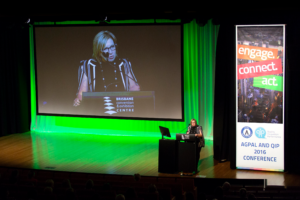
78,91 -> 155,117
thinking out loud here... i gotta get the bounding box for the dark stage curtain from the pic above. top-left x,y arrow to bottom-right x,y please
213,21 -> 236,165
0,24 -> 30,136
213,13 -> 300,172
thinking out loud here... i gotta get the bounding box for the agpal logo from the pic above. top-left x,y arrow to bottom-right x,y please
241,126 -> 253,138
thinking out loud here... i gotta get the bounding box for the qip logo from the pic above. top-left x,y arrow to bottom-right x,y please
255,127 -> 266,138
241,126 -> 253,138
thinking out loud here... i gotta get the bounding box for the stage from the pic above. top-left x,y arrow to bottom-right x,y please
0,131 -> 299,187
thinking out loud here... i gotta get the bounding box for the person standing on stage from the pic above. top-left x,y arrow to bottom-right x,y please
186,119 -> 205,170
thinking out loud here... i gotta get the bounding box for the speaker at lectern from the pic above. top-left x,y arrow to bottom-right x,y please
81,91 -> 155,117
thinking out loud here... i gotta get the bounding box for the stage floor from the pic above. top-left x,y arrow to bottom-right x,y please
0,131 -> 299,187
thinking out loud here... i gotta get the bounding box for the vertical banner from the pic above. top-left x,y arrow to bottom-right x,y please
236,25 -> 285,171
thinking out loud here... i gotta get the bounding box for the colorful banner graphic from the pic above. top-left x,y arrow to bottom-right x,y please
238,59 -> 283,79
236,25 -> 285,172
237,45 -> 278,61
253,75 -> 283,92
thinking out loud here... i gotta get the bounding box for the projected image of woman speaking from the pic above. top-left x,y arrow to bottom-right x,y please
73,31 -> 140,107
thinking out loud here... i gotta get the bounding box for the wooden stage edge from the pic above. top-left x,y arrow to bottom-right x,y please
0,131 -> 300,187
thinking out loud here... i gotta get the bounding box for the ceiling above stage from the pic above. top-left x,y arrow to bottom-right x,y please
1,6 -> 299,24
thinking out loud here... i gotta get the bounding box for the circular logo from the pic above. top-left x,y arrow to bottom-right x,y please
255,127 -> 266,138
241,126 -> 253,138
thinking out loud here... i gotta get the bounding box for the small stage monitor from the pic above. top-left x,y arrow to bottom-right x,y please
159,126 -> 171,139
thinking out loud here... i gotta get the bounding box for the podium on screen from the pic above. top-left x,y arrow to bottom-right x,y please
81,91 -> 155,117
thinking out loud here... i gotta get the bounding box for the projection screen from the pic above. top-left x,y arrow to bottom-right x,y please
34,24 -> 183,120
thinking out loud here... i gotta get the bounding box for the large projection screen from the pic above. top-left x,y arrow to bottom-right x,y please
34,24 -> 183,120
236,25 -> 285,171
